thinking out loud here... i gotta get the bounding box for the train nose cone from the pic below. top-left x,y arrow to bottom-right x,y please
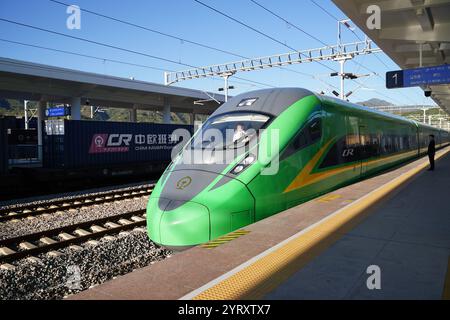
147,197 -> 210,248
161,200 -> 210,247
147,168 -> 254,248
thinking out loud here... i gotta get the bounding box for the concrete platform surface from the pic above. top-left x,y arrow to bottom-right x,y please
266,151 -> 450,300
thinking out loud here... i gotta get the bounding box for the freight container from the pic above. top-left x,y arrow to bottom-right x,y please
1,117 -> 37,130
16,117 -> 37,129
44,120 -> 194,171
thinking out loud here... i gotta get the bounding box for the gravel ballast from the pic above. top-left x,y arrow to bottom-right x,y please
0,229 -> 171,300
0,197 -> 149,241
0,181 -> 154,210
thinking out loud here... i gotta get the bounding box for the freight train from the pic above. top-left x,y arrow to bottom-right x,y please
0,119 -> 194,199
147,88 -> 450,248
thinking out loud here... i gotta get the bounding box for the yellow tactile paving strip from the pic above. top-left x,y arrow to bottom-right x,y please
193,148 -> 450,300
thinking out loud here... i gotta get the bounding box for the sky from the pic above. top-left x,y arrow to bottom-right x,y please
0,0 -> 437,106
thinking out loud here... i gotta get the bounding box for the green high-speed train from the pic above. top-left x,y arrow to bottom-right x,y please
147,88 -> 449,248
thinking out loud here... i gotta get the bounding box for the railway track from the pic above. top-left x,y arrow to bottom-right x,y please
0,185 -> 154,223
0,209 -> 147,265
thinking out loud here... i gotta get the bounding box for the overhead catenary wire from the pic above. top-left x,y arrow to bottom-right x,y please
307,1 -> 387,74
193,0 -> 299,52
0,18 -> 275,89
250,0 -> 359,92
48,0 -> 250,60
3,2 -> 388,99
304,1 -> 384,76
0,38 -> 264,89
336,13 -> 425,104
47,0 -> 335,88
192,0 -> 337,74
308,0 -> 420,105
249,0 -> 378,97
250,0 -> 329,47
0,38 -> 173,73
0,18 -> 197,68
310,0 -> 340,20
49,0 -> 307,82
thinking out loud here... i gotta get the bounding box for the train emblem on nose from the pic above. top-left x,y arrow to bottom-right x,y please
176,176 -> 192,190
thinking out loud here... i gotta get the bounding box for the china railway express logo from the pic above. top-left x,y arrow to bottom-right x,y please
89,133 -> 180,154
176,176 -> 192,190
94,135 -> 104,147
89,134 -> 131,154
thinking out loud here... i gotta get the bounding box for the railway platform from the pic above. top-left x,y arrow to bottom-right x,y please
71,146 -> 450,300
265,151 -> 450,300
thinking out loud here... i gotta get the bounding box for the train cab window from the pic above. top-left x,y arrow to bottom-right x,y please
282,118 -> 322,159
292,129 -> 308,150
190,112 -> 270,150
308,118 -> 322,142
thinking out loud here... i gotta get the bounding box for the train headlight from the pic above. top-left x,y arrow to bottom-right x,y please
242,154 -> 256,165
232,165 -> 245,174
230,154 -> 256,175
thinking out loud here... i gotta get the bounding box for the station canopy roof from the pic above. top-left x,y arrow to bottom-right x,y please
333,0 -> 450,114
0,57 -> 225,114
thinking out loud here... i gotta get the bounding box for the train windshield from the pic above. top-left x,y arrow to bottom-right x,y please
190,112 -> 270,150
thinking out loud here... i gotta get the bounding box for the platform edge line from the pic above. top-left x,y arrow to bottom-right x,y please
181,147 -> 450,300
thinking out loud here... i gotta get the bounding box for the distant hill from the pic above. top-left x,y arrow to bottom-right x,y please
356,98 -> 394,107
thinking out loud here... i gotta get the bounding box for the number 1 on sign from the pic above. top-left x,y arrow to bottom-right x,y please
392,73 -> 398,85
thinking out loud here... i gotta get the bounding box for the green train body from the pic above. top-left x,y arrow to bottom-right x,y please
147,88 -> 450,248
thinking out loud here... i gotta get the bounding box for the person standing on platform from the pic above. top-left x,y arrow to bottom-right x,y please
427,134 -> 436,171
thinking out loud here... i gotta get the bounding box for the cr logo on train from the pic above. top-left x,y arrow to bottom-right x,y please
342,148 -> 355,158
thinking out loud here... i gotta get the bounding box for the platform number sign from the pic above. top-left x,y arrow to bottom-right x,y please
386,64 -> 450,89
386,70 -> 404,89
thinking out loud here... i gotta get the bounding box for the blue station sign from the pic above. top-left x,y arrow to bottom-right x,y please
386,64 -> 450,89
46,106 -> 71,117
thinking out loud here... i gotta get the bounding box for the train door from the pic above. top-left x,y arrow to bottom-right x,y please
359,125 -> 368,177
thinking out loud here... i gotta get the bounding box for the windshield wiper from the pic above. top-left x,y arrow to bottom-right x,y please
223,134 -> 252,150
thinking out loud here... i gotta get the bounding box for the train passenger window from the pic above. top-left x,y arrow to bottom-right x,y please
319,135 -> 359,169
360,134 -> 379,159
